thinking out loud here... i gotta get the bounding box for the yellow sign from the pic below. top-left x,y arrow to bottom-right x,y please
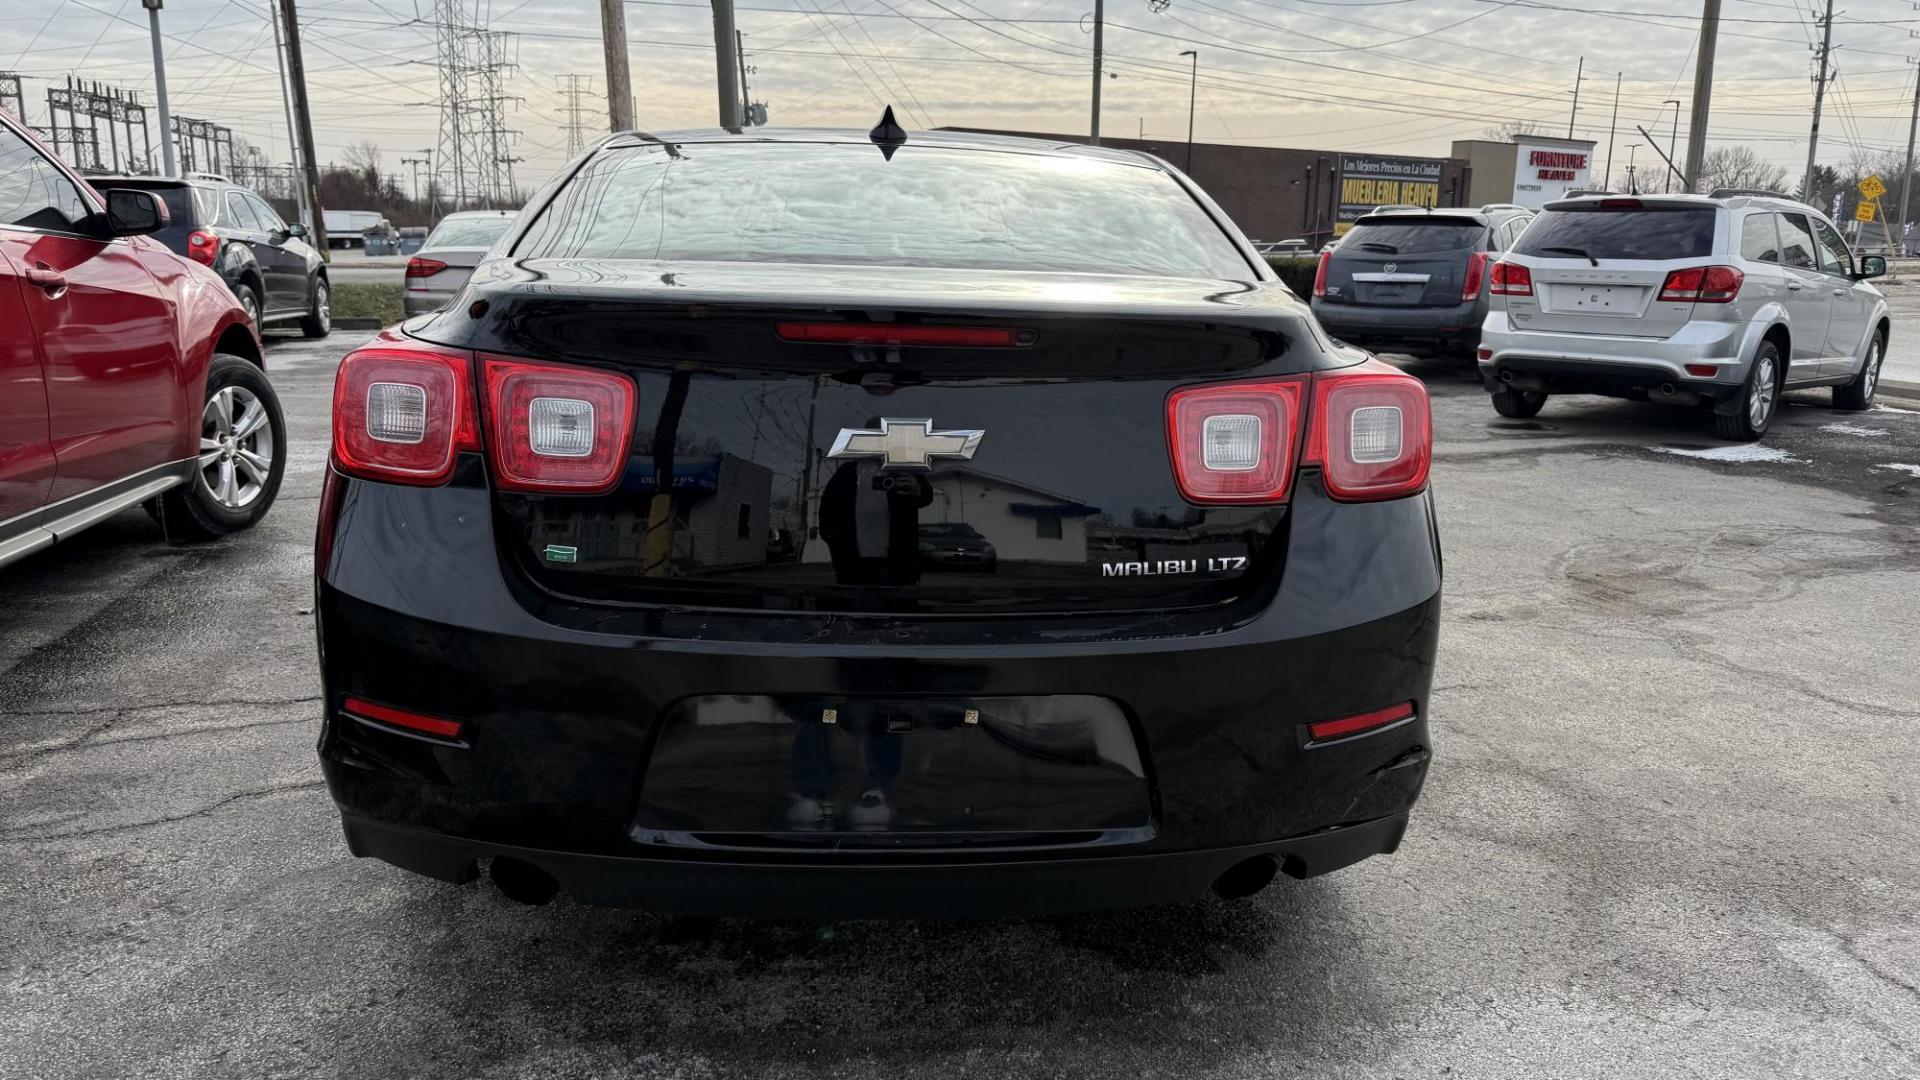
1859,175 -> 1887,200
1856,200 -> 1878,223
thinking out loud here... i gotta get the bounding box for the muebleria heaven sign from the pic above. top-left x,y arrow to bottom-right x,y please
1336,154 -> 1444,232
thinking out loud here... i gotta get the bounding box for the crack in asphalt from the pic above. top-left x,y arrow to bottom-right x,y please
0,780 -> 326,843
0,696 -> 323,763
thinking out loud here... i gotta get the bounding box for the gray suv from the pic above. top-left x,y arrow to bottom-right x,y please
1479,192 -> 1889,440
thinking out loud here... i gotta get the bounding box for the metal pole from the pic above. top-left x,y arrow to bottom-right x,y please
599,0 -> 633,131
278,0 -> 328,252
269,0 -> 310,227
1604,72 -> 1620,189
1567,55 -> 1582,138
1683,0 -> 1721,193
1090,0 -> 1103,145
1899,62 -> 1920,255
712,0 -> 742,128
1800,0 -> 1833,200
1180,50 -> 1197,173
736,29 -> 750,124
1627,144 -> 1639,195
143,0 -> 176,176
1665,100 -> 1681,192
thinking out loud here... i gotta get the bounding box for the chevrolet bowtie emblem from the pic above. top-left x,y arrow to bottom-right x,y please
827,418 -> 983,469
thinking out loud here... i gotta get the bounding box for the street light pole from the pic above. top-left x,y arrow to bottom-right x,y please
1180,49 -> 1197,173
141,0 -> 176,176
1664,99 -> 1681,193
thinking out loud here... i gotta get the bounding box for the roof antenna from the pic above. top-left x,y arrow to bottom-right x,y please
870,105 -> 908,160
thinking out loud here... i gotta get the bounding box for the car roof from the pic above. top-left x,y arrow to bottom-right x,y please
601,127 -> 1167,170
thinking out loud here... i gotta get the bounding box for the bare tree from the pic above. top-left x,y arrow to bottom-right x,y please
1483,120 -> 1546,142
1697,146 -> 1789,194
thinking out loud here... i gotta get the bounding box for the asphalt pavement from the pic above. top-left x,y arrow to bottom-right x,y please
2,334 -> 1918,1079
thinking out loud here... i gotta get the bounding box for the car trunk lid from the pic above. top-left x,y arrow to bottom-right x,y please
1503,200 -> 1721,339
1323,217 -> 1485,308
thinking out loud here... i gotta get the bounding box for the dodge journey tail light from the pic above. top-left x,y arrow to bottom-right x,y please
1490,261 -> 1532,296
331,336 -> 479,486
186,229 -> 219,267
1167,359 -> 1430,505
1658,265 -> 1743,303
481,357 -> 636,493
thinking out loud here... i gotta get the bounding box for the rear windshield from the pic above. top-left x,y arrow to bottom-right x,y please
426,215 -> 513,249
514,142 -> 1254,278
98,181 -> 215,226
1339,219 -> 1485,254
1512,206 -> 1717,260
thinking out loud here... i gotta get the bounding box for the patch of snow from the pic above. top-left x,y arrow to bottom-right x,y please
1652,444 -> 1799,463
1820,422 -> 1890,438
1874,463 -> 1920,478
1873,403 -> 1920,415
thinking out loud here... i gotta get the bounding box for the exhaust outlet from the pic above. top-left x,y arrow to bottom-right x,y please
1499,370 -> 1516,383
1660,382 -> 1677,396
1211,855 -> 1280,900
488,857 -> 559,906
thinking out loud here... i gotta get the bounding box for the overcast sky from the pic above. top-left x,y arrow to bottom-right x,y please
8,0 -> 1920,189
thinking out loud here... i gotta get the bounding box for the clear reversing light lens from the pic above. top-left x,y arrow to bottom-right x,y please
1202,413 -> 1261,471
528,396 -> 595,457
1349,405 -> 1403,464
366,382 -> 427,444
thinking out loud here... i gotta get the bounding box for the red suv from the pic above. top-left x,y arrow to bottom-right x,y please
0,114 -> 285,570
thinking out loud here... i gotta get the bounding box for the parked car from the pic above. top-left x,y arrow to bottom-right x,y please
1310,204 -> 1534,357
89,172 -> 330,338
1255,238 -> 1312,257
315,126 -> 1439,917
916,520 -> 996,571
323,209 -> 384,248
1478,192 -> 1889,440
403,210 -> 517,317
0,113 -> 286,570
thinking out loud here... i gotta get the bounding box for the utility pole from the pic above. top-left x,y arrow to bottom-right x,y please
1801,0 -> 1835,200
401,151 -> 430,210
1567,55 -> 1583,139
277,0 -> 327,252
1180,50 -> 1197,172
1090,0 -> 1104,144
1683,0 -> 1721,192
736,29 -> 750,123
598,0 -> 633,131
1900,59 -> 1919,255
1605,72 -> 1621,189
1665,99 -> 1681,192
141,0 -> 176,176
1627,144 -> 1640,195
712,0 -> 742,128
268,0 -> 309,227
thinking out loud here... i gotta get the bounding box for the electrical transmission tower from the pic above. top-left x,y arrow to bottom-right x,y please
558,73 -> 593,158
433,0 -> 522,210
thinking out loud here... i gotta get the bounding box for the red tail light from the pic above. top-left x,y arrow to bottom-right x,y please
1598,198 -> 1643,209
330,334 -> 480,486
186,228 -> 219,267
1167,359 -> 1431,506
1311,249 -> 1332,298
342,697 -> 464,740
405,256 -> 446,281
776,323 -> 1029,348
1490,261 -> 1533,297
1462,251 -> 1490,301
481,357 -> 635,494
1305,359 -> 1433,502
1308,701 -> 1415,743
1658,265 -> 1743,304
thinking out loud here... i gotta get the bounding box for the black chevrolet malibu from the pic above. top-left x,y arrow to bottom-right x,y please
314,125 -> 1441,917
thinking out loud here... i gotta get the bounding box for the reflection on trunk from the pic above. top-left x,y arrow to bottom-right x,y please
642,370 -> 691,577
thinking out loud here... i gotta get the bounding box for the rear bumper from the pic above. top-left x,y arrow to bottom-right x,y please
1311,298 -> 1485,349
315,469 -> 1442,915
1480,312 -> 1751,398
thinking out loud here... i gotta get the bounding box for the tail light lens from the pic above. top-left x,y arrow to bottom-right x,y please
1167,359 -> 1431,506
1167,380 -> 1307,504
1311,249 -> 1332,298
330,335 -> 480,486
1658,265 -> 1743,303
405,256 -> 446,284
1462,251 -> 1490,301
1490,261 -> 1532,297
186,228 -> 219,266
1306,359 -> 1432,502
481,357 -> 635,493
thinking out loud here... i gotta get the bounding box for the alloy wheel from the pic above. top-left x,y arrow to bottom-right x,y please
315,282 -> 330,331
1864,340 -> 1881,400
1749,355 -> 1776,429
197,385 -> 275,510
239,288 -> 259,325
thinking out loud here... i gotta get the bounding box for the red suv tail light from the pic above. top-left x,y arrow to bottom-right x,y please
1658,265 -> 1743,303
330,336 -> 480,486
1311,249 -> 1332,298
481,357 -> 636,494
186,228 -> 219,267
1490,261 -> 1532,297
1167,359 -> 1431,506
1306,359 -> 1432,502
405,256 -> 446,283
1462,251 -> 1490,301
